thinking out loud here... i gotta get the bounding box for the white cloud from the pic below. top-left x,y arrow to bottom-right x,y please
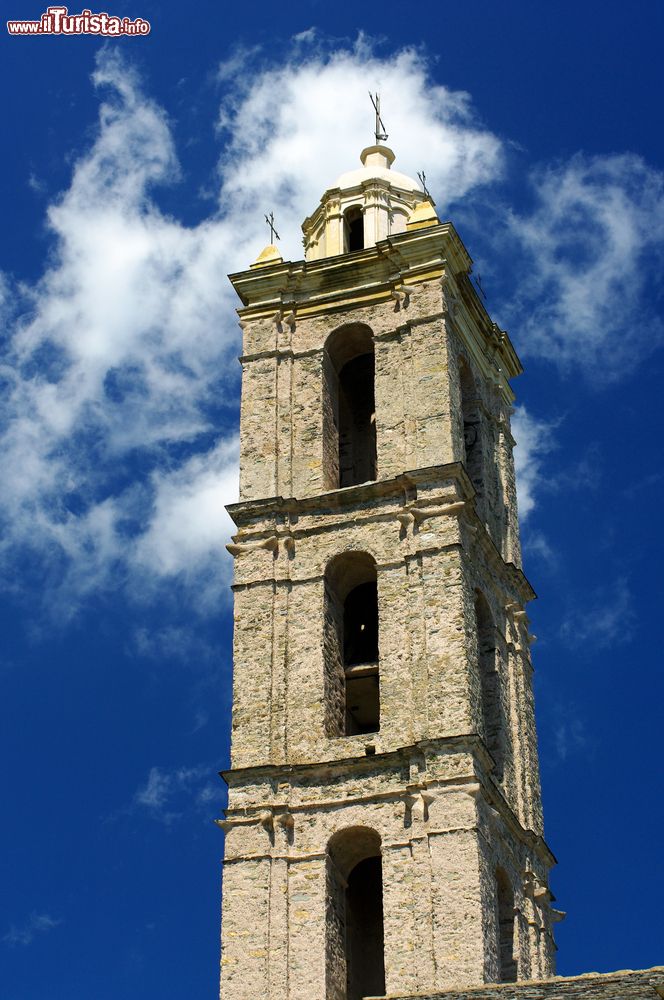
134,763 -> 216,824
217,42 -> 504,264
505,153 -> 664,380
0,42 -> 505,617
0,51 -> 242,615
4,912 -> 62,948
135,437 -> 238,580
511,405 -> 557,520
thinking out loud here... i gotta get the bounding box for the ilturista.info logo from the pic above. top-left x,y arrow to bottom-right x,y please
7,6 -> 151,35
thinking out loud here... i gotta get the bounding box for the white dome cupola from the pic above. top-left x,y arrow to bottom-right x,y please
302,144 -> 436,261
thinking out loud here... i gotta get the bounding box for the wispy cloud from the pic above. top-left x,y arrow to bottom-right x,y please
133,764 -> 217,825
559,577 -> 635,648
522,529 -> 558,571
128,625 -> 218,665
511,405 -> 557,520
505,153 -> 664,381
3,912 -> 62,948
549,705 -> 590,764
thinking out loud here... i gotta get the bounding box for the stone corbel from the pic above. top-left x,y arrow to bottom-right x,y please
523,873 -> 551,907
420,791 -> 435,821
410,501 -> 466,524
522,870 -> 537,896
403,791 -> 418,827
397,501 -> 465,537
272,309 -> 283,328
550,908 -> 566,923
275,810 -> 295,846
283,534 -> 296,556
225,535 -> 279,557
275,810 -> 294,831
397,510 -> 414,530
215,811 -> 271,833
491,322 -> 507,348
390,284 -> 410,308
283,311 -> 296,332
404,788 -> 435,824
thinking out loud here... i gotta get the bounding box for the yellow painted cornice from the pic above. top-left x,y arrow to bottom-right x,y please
228,222 -> 522,382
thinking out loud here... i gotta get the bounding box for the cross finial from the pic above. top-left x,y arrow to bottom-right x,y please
417,171 -> 430,199
264,211 -> 280,243
369,92 -> 388,144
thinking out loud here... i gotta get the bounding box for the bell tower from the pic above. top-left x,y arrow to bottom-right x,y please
219,145 -> 561,1000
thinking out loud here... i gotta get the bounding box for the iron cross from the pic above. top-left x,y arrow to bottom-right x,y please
264,211 -> 281,243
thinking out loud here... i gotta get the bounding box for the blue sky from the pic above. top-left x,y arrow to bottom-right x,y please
2,2 -> 663,998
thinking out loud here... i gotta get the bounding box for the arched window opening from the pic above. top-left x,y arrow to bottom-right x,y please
459,357 -> 484,502
344,206 -> 364,252
496,868 -> 517,983
322,325 -> 377,490
326,828 -> 385,1000
324,553 -> 380,737
475,591 -> 504,778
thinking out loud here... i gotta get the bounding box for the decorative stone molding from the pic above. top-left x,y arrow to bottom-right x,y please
225,535 -> 279,556
283,311 -> 296,331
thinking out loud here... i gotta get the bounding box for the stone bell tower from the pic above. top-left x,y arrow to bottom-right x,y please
219,144 -> 561,1000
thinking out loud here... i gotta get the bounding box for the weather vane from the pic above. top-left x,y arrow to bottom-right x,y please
417,170 -> 431,198
369,92 -> 388,144
264,211 -> 280,244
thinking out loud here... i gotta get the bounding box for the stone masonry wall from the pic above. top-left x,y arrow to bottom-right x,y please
222,223 -> 551,1000
220,742 -> 557,1000
227,466 -> 541,834
237,283 -> 520,568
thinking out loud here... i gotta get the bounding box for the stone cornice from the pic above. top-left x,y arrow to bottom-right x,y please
226,462 -> 536,603
220,733 -> 556,868
228,223 -> 522,381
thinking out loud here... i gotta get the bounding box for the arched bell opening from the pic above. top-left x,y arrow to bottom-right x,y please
474,590 -> 504,779
496,867 -> 517,983
322,324 -> 377,490
326,827 -> 385,1000
344,206 -> 365,252
323,552 -> 380,737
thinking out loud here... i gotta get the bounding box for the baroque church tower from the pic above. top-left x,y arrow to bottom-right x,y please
219,142 -> 562,1000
